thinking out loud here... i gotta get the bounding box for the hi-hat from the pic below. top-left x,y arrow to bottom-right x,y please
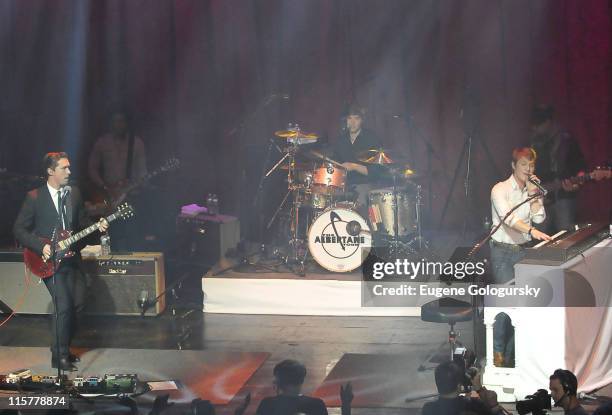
275,129 -> 319,144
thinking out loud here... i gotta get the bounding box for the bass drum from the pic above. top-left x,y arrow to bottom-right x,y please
308,208 -> 372,273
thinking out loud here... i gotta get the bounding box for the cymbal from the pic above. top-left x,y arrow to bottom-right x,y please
357,148 -> 395,165
275,130 -> 319,139
385,165 -> 422,180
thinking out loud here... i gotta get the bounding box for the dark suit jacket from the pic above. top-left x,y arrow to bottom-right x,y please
13,184 -> 93,255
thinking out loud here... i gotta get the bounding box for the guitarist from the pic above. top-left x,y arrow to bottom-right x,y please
529,104 -> 587,234
88,111 -> 146,250
13,152 -> 108,371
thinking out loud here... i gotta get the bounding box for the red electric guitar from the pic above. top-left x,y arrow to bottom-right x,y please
24,203 -> 135,279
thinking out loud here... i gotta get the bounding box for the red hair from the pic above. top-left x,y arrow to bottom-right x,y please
512,147 -> 536,163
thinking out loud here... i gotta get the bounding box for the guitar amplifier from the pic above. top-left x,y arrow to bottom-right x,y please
81,252 -> 166,316
0,250 -> 53,314
176,213 -> 240,266
0,251 -> 165,316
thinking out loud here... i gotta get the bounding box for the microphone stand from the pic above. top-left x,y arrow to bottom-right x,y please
50,232 -> 63,387
468,191 -> 544,257
465,190 -> 544,361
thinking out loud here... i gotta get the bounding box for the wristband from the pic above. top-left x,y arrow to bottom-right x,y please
528,226 -> 533,236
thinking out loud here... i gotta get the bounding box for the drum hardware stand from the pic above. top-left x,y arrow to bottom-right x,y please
264,124 -> 312,277
252,138 -> 281,248
266,189 -> 291,230
386,169 -> 413,259
405,184 -> 434,254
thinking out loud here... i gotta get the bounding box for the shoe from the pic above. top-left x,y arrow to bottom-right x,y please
493,352 -> 505,367
68,353 -> 80,363
52,356 -> 78,372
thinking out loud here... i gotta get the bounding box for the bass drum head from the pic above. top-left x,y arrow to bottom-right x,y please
308,208 -> 372,273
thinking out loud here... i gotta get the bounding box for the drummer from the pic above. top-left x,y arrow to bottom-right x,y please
331,103 -> 384,210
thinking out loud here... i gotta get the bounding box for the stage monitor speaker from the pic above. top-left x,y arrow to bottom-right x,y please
0,251 -> 165,316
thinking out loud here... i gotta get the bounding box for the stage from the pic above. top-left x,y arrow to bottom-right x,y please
0,308 -> 476,414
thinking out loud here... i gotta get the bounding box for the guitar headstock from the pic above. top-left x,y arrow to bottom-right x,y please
115,203 -> 135,220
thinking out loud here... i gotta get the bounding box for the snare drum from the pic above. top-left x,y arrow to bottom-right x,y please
312,164 -> 346,194
367,188 -> 417,237
308,208 -> 372,272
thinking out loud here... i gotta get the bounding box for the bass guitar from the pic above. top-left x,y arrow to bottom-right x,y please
541,166 -> 611,203
86,157 -> 179,216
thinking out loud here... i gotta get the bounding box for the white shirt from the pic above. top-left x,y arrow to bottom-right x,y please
47,183 -> 67,228
490,174 -> 546,244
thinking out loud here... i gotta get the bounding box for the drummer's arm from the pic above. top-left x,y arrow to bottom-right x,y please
342,162 -> 368,175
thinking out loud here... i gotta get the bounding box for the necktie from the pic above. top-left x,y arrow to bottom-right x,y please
57,191 -> 66,230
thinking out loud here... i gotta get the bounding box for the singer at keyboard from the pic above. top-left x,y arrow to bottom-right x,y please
488,147 -> 552,367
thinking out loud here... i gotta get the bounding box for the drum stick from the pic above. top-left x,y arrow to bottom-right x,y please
309,150 -> 346,169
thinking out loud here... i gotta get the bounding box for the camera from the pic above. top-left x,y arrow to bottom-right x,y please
516,389 -> 552,415
453,347 -> 476,392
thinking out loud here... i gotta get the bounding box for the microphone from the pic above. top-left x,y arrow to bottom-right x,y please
138,290 -> 149,317
528,176 -> 548,195
578,392 -> 597,400
346,221 -> 361,236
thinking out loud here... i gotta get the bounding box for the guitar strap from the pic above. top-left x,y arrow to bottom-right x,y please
126,133 -> 135,181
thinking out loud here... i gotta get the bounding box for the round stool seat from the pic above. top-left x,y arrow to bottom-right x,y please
421,297 -> 473,324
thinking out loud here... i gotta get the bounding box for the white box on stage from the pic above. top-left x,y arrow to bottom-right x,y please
483,238 -> 612,402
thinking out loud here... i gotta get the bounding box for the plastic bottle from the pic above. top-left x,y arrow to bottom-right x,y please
100,234 -> 111,256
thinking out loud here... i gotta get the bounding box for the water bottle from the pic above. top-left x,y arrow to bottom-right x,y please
211,194 -> 219,215
206,193 -> 213,214
206,193 -> 218,215
483,216 -> 491,231
100,234 -> 111,256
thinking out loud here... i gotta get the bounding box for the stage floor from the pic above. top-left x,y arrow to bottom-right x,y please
1,311 -> 610,414
0,311 -> 476,414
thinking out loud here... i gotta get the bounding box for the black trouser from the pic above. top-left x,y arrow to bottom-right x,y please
43,261 -> 85,359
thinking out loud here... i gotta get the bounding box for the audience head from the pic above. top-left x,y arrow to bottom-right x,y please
273,359 -> 307,395
434,361 -> 463,396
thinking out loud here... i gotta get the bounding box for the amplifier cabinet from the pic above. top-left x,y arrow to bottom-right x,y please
81,252 -> 166,316
0,250 -> 52,314
0,251 -> 165,316
176,213 -> 240,266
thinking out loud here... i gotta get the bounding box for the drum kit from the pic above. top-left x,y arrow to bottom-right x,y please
266,124 -> 428,275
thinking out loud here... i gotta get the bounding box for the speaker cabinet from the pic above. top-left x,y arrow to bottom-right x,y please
0,250 -> 53,314
0,251 -> 165,316
176,213 -> 240,266
81,252 -> 166,316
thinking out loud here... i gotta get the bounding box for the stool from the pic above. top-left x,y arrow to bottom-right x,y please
418,297 -> 473,371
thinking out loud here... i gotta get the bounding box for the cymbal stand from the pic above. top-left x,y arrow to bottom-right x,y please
407,184 -> 430,251
388,170 -> 411,258
264,124 -> 309,276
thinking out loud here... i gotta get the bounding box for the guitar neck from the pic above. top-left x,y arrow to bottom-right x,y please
545,173 -> 592,193
59,212 -> 120,247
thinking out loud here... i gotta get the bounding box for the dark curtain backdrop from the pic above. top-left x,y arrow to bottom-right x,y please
1,0 -> 611,241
